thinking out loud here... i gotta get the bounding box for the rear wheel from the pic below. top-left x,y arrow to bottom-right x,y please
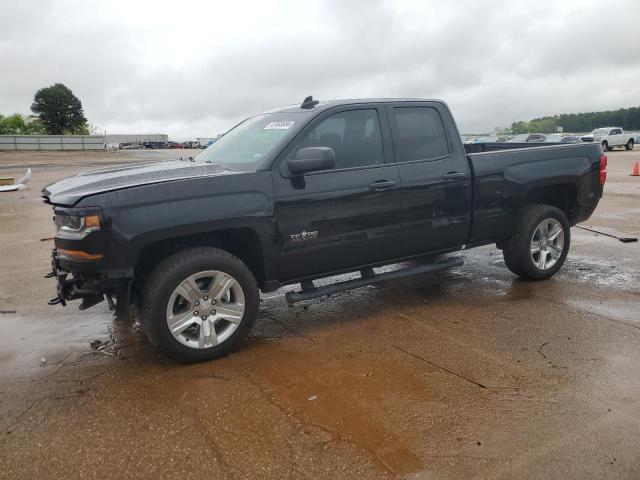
141,247 -> 259,362
601,141 -> 610,152
502,249 -> 524,276
502,205 -> 570,280
626,139 -> 634,151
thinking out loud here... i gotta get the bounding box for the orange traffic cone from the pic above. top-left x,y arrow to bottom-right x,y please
632,161 -> 640,177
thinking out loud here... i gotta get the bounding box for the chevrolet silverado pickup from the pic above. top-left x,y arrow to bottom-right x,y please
43,97 -> 607,362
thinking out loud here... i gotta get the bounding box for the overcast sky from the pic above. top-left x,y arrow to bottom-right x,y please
1,0 -> 639,138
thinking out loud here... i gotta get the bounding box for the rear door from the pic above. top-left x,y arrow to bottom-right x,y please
386,102 -> 471,255
271,104 -> 403,281
610,128 -> 623,146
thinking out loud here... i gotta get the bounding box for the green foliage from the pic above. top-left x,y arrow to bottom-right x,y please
75,123 -> 91,135
0,113 -> 25,134
509,106 -> 640,134
509,121 -> 529,134
31,83 -> 87,135
0,114 -> 47,135
25,117 -> 47,134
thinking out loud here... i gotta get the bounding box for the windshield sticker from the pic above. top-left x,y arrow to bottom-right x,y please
264,121 -> 295,130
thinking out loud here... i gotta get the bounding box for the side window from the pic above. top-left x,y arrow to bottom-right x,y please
289,109 -> 384,169
390,107 -> 449,162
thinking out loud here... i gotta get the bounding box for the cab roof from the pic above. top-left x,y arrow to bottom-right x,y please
263,97 -> 444,115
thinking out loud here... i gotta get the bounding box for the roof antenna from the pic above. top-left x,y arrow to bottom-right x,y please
301,95 -> 319,109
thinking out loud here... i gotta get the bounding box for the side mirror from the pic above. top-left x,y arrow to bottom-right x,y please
287,147 -> 335,175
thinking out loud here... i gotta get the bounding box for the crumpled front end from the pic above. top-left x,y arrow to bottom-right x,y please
44,203 -> 133,319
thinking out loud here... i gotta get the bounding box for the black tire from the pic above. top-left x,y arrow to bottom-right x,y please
502,204 -> 570,280
502,248 -> 524,276
601,141 -> 610,152
141,247 -> 259,362
626,139 -> 634,151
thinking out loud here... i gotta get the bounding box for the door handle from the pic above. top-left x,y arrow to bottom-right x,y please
369,180 -> 396,191
442,171 -> 466,179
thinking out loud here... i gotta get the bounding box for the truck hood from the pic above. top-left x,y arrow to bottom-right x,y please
42,160 -> 237,206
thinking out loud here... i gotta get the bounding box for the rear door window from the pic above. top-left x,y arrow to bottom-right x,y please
390,107 -> 450,162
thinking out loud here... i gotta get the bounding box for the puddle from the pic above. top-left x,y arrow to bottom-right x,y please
0,305 -> 154,380
567,297 -> 640,324
559,255 -> 640,289
0,312 -> 107,376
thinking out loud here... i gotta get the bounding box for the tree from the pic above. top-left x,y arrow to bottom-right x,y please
0,113 -> 26,134
509,121 -> 529,134
508,106 -> 640,134
23,116 -> 47,134
31,83 -> 87,135
72,122 -> 100,135
0,114 -> 46,135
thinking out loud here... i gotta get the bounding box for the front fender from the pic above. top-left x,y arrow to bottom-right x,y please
75,171 -> 276,271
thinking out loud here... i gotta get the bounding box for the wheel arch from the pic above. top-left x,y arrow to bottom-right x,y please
135,227 -> 268,290
521,183 -> 578,223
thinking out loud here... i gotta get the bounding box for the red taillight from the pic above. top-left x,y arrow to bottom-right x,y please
600,154 -> 607,186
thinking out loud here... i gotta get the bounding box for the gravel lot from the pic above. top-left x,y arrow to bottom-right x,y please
0,148 -> 639,479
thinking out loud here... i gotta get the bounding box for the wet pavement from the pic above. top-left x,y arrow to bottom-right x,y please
0,149 -> 639,479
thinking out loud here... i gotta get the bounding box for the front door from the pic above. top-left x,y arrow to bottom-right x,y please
272,105 -> 403,281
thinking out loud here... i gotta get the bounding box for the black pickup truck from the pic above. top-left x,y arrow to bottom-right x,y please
43,97 -> 607,362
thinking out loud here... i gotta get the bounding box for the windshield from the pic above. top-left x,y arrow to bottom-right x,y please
195,112 -> 310,170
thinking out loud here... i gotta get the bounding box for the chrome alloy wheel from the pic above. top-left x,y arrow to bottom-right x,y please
530,218 -> 565,271
165,270 -> 245,349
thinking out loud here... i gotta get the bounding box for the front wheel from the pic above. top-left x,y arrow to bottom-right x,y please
502,204 -> 570,280
626,139 -> 634,151
141,247 -> 259,362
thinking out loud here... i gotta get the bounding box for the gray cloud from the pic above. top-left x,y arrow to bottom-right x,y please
1,0 -> 639,138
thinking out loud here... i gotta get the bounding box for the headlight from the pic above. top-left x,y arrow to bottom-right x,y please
54,213 -> 101,237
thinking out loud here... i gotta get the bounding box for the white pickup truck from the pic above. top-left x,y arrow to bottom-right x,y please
592,127 -> 637,151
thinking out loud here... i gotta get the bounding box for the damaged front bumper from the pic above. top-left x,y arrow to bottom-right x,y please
46,248 -> 133,317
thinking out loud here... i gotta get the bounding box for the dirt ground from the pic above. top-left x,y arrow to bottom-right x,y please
0,148 -> 639,479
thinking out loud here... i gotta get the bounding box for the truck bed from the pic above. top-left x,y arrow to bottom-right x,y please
464,141 -> 604,245
464,141 -> 578,154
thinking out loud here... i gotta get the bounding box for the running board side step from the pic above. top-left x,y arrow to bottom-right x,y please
285,256 -> 464,304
